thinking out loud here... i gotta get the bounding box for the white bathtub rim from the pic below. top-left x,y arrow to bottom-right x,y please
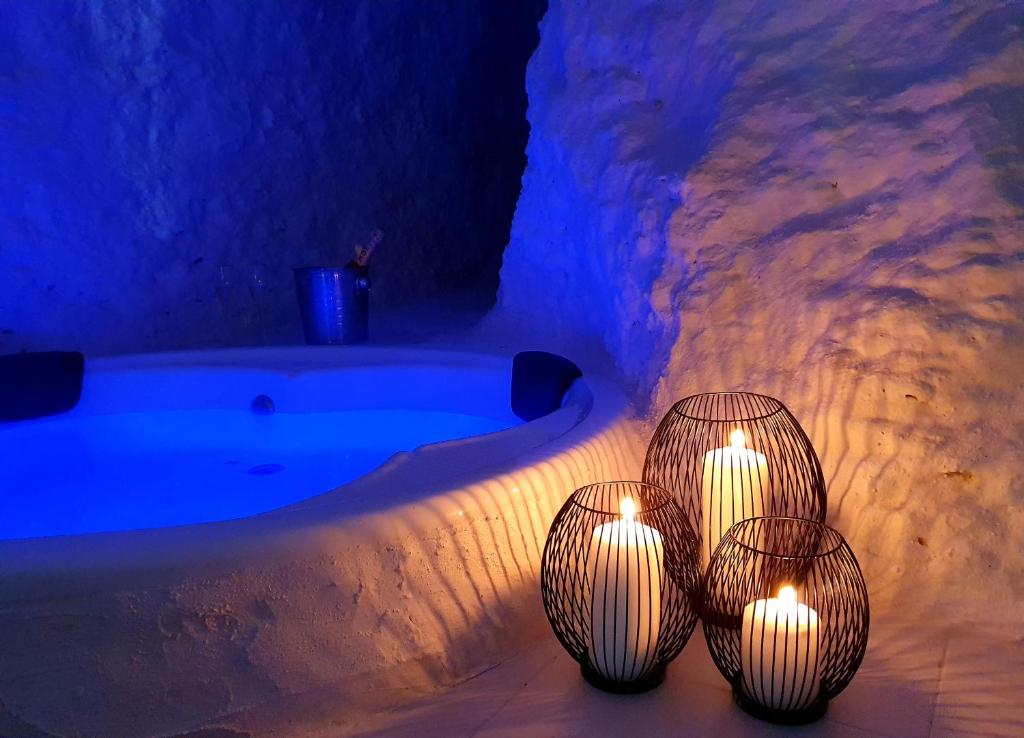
0,346 -> 625,580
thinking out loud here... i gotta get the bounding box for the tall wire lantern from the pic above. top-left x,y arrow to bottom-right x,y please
540,481 -> 701,693
643,392 -> 827,573
703,517 -> 869,724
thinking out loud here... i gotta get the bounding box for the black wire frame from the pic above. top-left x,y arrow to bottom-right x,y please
643,392 -> 827,570
540,481 -> 701,692
702,517 -> 870,723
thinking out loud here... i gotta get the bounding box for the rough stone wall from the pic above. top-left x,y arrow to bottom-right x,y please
499,0 -> 1024,622
0,0 -> 544,355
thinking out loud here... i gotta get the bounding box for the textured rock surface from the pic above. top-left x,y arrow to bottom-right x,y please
499,0 -> 1024,622
0,0 -> 543,356
0,348 -> 641,737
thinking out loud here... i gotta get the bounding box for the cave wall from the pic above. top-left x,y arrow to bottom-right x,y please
0,0 -> 544,355
499,0 -> 1024,621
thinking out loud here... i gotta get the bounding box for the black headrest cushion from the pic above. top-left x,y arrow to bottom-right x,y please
511,351 -> 583,422
0,351 -> 85,422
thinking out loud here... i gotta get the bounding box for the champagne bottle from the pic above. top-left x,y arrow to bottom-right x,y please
353,228 -> 383,267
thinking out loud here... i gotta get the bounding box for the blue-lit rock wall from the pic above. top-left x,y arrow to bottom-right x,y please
0,0 -> 543,355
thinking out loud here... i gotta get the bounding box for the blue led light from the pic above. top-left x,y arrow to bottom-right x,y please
0,407 -> 514,539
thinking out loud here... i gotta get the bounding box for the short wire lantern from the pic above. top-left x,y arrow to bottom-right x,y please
643,392 -> 827,573
540,481 -> 701,693
703,517 -> 869,724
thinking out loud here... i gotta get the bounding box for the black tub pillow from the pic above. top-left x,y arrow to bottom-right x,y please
511,351 -> 583,422
0,351 -> 85,422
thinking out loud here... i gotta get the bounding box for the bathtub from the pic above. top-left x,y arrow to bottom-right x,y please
0,346 -> 641,737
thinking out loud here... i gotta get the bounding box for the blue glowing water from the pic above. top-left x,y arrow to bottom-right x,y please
0,408 -> 514,540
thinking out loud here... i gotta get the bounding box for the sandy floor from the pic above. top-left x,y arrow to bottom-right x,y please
356,626 -> 1021,737
203,616 -> 1022,738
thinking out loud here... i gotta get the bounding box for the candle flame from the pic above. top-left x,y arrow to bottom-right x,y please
620,496 -> 637,522
778,585 -> 797,603
730,428 -> 746,449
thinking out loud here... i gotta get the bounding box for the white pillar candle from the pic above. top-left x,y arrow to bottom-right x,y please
740,585 -> 821,710
701,429 -> 767,570
587,497 -> 663,681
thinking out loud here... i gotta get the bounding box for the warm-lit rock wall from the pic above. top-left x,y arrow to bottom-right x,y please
0,0 -> 543,355
499,0 -> 1024,621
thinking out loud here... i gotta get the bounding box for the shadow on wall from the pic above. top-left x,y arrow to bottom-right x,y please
0,0 -> 546,356
238,413 -> 646,736
499,0 -> 1024,625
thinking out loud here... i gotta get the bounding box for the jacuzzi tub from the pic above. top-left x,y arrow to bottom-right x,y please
0,346 -> 642,737
0,350 -> 524,540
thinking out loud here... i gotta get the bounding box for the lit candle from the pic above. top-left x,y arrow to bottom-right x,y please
587,497 -> 663,681
740,585 -> 820,710
701,429 -> 767,569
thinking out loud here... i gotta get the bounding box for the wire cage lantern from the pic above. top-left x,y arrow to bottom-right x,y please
540,481 -> 701,693
702,517 -> 869,724
643,392 -> 827,573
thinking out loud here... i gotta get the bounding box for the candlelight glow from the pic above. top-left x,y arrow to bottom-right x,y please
730,428 -> 746,449
620,496 -> 637,522
742,582 -> 821,712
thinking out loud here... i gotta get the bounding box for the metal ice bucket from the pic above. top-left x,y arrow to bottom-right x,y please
293,265 -> 369,344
